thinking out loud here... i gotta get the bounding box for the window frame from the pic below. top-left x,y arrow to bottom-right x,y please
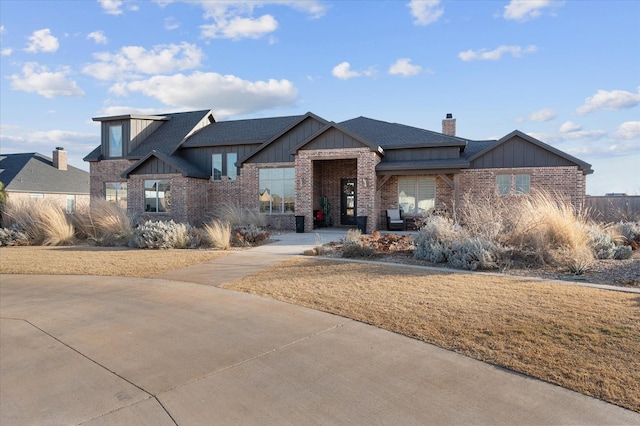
108,124 -> 123,158
496,173 -> 531,196
144,179 -> 171,213
66,195 -> 76,214
515,174 -> 531,194
259,167 -> 295,214
105,182 -> 128,207
227,152 -> 238,180
397,176 -> 436,215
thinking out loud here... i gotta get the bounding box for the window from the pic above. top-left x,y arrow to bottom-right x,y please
496,175 -> 510,195
212,153 -> 238,180
105,182 -> 127,207
259,168 -> 295,214
227,153 -> 237,180
109,125 -> 123,158
515,174 -> 530,194
398,177 -> 435,214
496,174 -> 530,195
29,193 -> 44,199
145,179 -> 170,212
66,195 -> 76,214
212,154 -> 222,181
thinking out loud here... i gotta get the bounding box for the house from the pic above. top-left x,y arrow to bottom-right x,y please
84,111 -> 593,232
0,148 -> 90,213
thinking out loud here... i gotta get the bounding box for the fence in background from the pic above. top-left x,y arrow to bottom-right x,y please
585,195 -> 640,222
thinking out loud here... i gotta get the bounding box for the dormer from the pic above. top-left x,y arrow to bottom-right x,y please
92,114 -> 170,159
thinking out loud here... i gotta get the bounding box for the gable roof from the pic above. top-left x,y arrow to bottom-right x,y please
339,117 -> 468,149
120,150 -> 208,179
288,121 -> 383,155
468,130 -> 593,174
0,152 -> 89,194
238,112 -> 329,164
180,114 -> 306,149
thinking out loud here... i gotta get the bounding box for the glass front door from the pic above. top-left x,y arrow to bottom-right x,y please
340,179 -> 357,225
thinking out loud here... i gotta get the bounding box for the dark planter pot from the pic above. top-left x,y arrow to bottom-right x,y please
295,215 -> 305,233
356,216 -> 367,234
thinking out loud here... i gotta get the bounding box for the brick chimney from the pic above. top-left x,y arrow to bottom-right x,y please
52,147 -> 67,171
442,113 -> 456,136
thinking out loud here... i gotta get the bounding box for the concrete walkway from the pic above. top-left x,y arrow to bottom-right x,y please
1,231 -> 639,425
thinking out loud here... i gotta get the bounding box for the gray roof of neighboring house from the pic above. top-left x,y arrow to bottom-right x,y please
339,117 -> 469,149
0,152 -> 90,194
181,115 -> 305,147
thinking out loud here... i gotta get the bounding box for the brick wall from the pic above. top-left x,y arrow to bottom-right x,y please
89,160 -> 135,203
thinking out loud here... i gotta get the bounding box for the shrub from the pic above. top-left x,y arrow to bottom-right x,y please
448,237 -> 504,271
413,216 -> 462,263
73,199 -> 131,246
587,224 -> 617,260
130,220 -> 200,249
0,226 -> 30,246
340,229 -> 376,258
203,220 -> 231,250
616,221 -> 640,246
231,224 -> 271,246
614,245 -> 633,260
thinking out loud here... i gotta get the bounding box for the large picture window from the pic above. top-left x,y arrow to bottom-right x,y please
398,176 -> 435,215
259,168 -> 295,214
109,125 -> 123,158
105,182 -> 127,207
145,179 -> 170,212
212,152 -> 238,180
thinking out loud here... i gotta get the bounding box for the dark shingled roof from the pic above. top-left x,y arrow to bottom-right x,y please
339,117 -> 468,149
121,150 -> 208,179
181,115 -> 305,147
0,152 -> 89,194
461,140 -> 499,159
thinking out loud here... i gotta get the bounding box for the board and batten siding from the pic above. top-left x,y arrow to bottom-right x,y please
135,157 -> 179,175
385,146 -> 460,162
129,119 -> 165,153
470,135 -> 575,169
247,117 -> 326,164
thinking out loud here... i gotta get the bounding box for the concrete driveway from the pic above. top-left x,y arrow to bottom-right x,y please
2,269 -> 639,425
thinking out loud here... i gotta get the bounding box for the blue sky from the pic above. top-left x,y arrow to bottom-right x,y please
1,0 -> 638,195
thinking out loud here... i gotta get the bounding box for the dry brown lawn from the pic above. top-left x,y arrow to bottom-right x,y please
223,257 -> 640,413
0,246 -> 228,277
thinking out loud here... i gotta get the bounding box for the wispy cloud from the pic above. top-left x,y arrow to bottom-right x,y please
503,0 -> 560,22
9,63 -> 84,98
459,44 -> 537,61
388,58 -> 422,77
164,17 -> 181,31
517,108 -> 556,122
87,30 -> 108,45
559,121 -> 581,133
332,61 -> 376,80
576,87 -> 640,115
614,121 -> 640,140
407,0 -> 443,26
24,29 -> 59,53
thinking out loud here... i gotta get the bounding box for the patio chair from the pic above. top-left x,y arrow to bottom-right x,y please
386,209 -> 404,231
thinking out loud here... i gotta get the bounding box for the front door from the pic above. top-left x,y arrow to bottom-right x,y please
340,179 -> 357,226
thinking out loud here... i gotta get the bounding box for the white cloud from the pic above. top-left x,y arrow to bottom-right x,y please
87,31 -> 108,45
560,121 -> 582,133
201,15 -> 278,40
193,1 -> 326,40
519,108 -> 556,122
576,87 -> 640,115
503,0 -> 558,22
98,105 -> 168,116
82,42 -> 203,81
1,48 -> 12,56
24,29 -> 59,53
407,0 -> 444,26
115,72 -> 298,118
164,17 -> 181,30
98,0 -> 123,15
388,58 -> 422,76
9,63 -> 85,99
331,61 -> 375,80
459,44 -> 537,61
614,121 -> 640,139
0,25 -> 5,34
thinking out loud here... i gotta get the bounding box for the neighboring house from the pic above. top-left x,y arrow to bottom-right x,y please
0,148 -> 90,213
84,111 -> 593,232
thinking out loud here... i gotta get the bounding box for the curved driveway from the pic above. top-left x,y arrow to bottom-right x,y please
1,231 -> 638,425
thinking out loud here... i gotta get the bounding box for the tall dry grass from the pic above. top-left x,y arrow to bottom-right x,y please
212,203 -> 266,228
2,198 -> 74,246
459,191 -> 595,269
203,220 -> 231,250
73,198 -> 131,246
